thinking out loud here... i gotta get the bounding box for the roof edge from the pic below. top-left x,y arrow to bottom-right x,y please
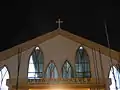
0,28 -> 120,62
59,29 -> 120,61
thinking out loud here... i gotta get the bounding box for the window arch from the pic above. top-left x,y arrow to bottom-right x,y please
28,46 -> 44,79
0,66 -> 10,90
45,60 -> 58,79
62,60 -> 73,78
109,66 -> 120,90
75,46 -> 91,78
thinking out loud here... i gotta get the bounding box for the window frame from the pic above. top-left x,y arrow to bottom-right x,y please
75,46 -> 91,78
45,60 -> 59,79
0,65 -> 10,90
109,65 -> 120,90
62,60 -> 73,78
27,46 -> 44,79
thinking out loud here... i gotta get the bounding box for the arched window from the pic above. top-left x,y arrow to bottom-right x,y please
0,66 -> 9,90
75,46 -> 91,78
62,60 -> 73,78
45,60 -> 58,79
109,66 -> 120,90
28,46 -> 44,79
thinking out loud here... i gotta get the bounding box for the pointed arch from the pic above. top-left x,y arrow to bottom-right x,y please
109,66 -> 120,90
75,46 -> 91,78
62,60 -> 73,78
28,46 -> 44,79
45,60 -> 58,79
0,65 -> 10,90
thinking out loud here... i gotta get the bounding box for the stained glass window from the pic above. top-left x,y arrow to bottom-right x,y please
28,46 -> 44,79
75,46 -> 91,78
45,60 -> 58,79
0,66 -> 9,90
62,60 -> 73,78
109,66 -> 120,90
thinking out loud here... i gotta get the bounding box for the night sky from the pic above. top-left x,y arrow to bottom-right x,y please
1,1 -> 120,52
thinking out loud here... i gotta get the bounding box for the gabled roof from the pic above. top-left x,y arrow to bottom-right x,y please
0,28 -> 120,62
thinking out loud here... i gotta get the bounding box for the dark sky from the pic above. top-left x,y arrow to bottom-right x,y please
1,1 -> 120,52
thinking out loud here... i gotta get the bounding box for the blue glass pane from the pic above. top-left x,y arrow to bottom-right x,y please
76,73 -> 84,78
46,62 -> 58,79
62,61 -> 72,78
75,64 -> 83,72
54,67 -> 58,78
39,64 -> 43,72
49,63 -> 55,70
84,63 -> 90,72
84,72 -> 91,77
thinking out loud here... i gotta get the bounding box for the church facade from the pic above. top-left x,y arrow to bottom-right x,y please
0,28 -> 120,90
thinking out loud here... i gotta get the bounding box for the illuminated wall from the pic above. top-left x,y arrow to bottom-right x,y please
0,35 -> 119,90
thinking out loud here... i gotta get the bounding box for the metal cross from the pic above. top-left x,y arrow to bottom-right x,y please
56,18 -> 63,29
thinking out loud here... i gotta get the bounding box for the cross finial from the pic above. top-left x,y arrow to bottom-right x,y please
56,18 -> 63,29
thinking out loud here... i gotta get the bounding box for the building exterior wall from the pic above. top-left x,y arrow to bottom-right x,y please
0,35 -> 119,90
